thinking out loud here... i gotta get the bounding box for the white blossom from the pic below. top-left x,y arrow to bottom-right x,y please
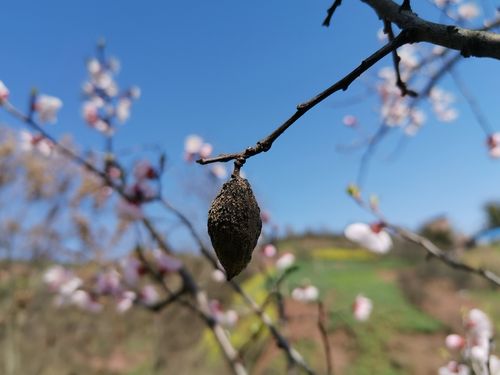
445,334 -> 465,350
116,291 -> 137,313
353,294 -> 373,322
116,98 -> 131,123
291,285 -> 319,302
262,244 -> 277,258
19,130 -> 54,156
211,269 -> 226,283
71,290 -> 102,313
458,3 -> 480,20
0,81 -> 9,103
140,285 -> 159,306
35,95 -> 63,124
184,134 -> 204,155
210,164 -> 228,179
153,249 -> 183,273
276,252 -> 295,270
344,222 -> 392,254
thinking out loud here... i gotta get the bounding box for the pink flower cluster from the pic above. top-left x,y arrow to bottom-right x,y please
184,134 -> 227,179
209,300 -> 239,328
81,54 -> 140,135
43,250 -> 182,314
440,308 -> 500,374
116,160 -> 160,221
0,81 -> 63,156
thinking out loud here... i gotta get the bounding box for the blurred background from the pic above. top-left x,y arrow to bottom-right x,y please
1,0 -> 500,374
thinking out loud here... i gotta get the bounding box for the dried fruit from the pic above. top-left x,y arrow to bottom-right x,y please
208,175 -> 262,280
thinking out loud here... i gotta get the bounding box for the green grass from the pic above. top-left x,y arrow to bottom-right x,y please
285,257 -> 442,374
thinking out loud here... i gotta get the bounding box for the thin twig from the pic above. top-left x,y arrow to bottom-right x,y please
383,20 -> 417,97
322,0 -> 343,27
197,31 -> 411,166
351,193 -> 500,288
448,69 -> 493,135
317,302 -> 334,375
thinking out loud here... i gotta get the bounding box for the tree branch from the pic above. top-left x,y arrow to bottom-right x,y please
362,0 -> 500,59
2,102 -> 248,375
350,192 -> 500,288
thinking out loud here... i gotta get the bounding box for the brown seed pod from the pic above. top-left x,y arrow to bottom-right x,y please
208,175 -> 262,280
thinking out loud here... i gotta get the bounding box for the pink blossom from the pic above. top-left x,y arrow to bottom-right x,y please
458,3 -> 480,20
429,88 -> 457,123
116,291 -> 137,313
95,269 -> 122,295
438,361 -> 470,375
0,81 -> 9,103
209,300 -> 239,328
487,133 -> 500,158
184,135 -> 215,162
342,115 -> 357,127
210,164 -> 228,179
276,252 -> 295,270
116,98 -> 131,123
489,355 -> 500,374
376,28 -> 388,42
140,285 -> 159,306
94,71 -> 118,97
93,119 -> 113,135
120,256 -> 145,285
71,290 -> 103,313
133,160 -> 158,180
445,334 -> 466,350
353,294 -> 373,322
106,165 -> 122,180
291,285 -> 319,303
87,58 -> 101,76
211,269 -> 226,283
262,244 -> 277,258
153,249 -> 183,274
59,276 -> 83,297
43,265 -> 83,298
465,308 -> 492,339
20,130 -> 54,156
398,45 -> 419,70
261,211 -> 271,224
199,143 -> 213,158
344,222 -> 392,254
184,135 -> 204,156
43,265 -> 73,291
82,101 -> 99,125
125,181 -> 157,203
35,95 -> 63,124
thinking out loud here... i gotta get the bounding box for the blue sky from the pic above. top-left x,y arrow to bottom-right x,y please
1,0 -> 500,237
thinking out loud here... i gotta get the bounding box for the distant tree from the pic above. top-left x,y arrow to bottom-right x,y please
419,216 -> 455,251
484,202 -> 500,229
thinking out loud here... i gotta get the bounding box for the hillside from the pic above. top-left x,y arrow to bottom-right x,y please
1,235 -> 500,374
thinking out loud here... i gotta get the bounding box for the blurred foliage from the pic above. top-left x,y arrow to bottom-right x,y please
484,201 -> 500,230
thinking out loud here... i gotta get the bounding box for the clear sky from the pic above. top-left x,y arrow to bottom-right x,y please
1,0 -> 500,237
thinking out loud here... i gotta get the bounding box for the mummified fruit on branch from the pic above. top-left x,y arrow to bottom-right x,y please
208,175 -> 262,280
